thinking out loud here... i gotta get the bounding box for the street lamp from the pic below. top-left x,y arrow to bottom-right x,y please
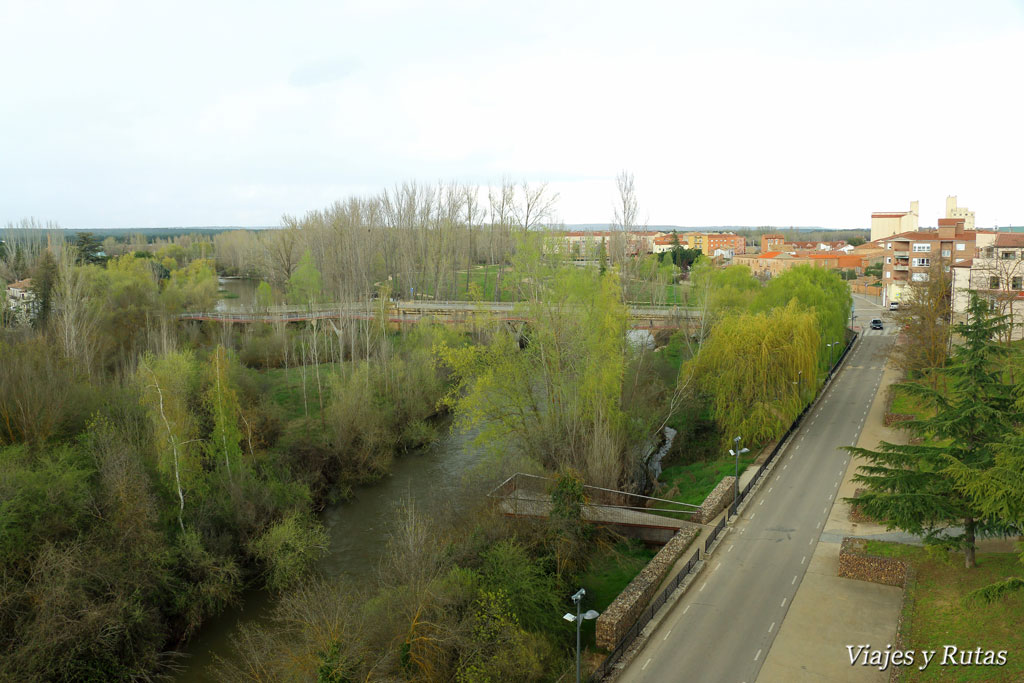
729,436 -> 750,510
826,340 -> 839,369
564,588 -> 600,683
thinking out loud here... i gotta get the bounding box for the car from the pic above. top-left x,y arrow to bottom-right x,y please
870,318 -> 883,330
889,301 -> 899,311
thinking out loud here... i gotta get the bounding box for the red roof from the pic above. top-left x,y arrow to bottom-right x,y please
760,251 -> 782,258
872,212 -> 910,218
7,278 -> 32,290
995,234 -> 1024,247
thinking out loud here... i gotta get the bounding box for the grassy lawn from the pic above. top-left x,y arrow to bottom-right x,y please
863,541 -> 1024,682
890,383 -> 933,419
578,539 -> 658,648
450,264 -> 521,302
658,454 -> 756,507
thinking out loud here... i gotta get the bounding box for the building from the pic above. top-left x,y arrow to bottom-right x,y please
760,233 -> 786,253
945,195 -> 975,231
871,201 -> 919,242
5,278 -> 35,315
879,219 -> 994,306
951,233 -> 1024,338
682,232 -> 746,255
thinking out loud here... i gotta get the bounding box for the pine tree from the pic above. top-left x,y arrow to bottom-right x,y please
846,293 -> 1017,568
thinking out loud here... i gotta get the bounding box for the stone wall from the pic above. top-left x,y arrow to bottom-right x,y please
848,488 -> 878,524
883,412 -> 914,427
695,476 -> 736,525
595,527 -> 699,650
837,537 -> 908,587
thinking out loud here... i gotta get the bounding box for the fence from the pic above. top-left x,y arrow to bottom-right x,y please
588,330 -> 859,680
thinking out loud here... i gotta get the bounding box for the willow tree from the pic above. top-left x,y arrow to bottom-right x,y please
695,301 -> 819,445
137,351 -> 199,531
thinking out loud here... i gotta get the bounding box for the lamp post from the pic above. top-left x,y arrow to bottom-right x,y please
564,588 -> 600,683
729,436 -> 750,511
827,340 -> 839,369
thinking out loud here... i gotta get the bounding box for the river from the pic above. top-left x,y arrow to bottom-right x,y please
176,423 -> 486,680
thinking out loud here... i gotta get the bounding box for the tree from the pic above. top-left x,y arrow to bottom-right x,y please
695,301 -> 820,444
137,351 -> 199,532
287,250 -> 323,308
846,293 -> 1018,568
204,346 -> 244,479
891,260 -> 953,380
73,232 -> 105,265
29,249 -> 58,326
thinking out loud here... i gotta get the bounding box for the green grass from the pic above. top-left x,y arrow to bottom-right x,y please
450,265 -> 521,302
890,384 -> 933,419
578,539 -> 657,649
217,289 -> 240,299
262,363 -> 335,421
658,455 -> 755,507
863,542 -> 1024,682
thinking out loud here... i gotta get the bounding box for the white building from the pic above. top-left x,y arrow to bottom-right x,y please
871,201 -> 919,242
946,196 -> 975,231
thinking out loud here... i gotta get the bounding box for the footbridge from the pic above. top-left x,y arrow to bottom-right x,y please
180,300 -> 697,331
488,473 -> 701,544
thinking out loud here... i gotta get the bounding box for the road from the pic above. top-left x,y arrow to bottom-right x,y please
618,331 -> 895,683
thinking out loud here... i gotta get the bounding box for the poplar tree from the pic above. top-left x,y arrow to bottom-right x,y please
204,345 -> 243,479
847,293 -> 1018,568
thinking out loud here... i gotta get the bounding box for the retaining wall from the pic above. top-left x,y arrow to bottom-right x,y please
595,527 -> 699,650
836,537 -> 908,587
695,476 -> 736,524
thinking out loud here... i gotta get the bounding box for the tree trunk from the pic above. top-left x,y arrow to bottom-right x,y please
963,516 -> 976,569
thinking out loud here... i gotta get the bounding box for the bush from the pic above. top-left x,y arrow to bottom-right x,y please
248,513 -> 329,591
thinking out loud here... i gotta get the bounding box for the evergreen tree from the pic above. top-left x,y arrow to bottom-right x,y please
846,293 -> 1018,568
29,249 -> 58,326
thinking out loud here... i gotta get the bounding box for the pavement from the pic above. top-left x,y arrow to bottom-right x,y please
617,331 -> 898,683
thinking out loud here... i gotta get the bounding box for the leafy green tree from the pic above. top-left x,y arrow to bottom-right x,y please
695,301 -> 819,444
288,249 -> 323,307
751,265 -> 851,371
255,280 -> 273,311
248,512 -> 328,591
847,293 -> 1017,568
29,249 -> 58,326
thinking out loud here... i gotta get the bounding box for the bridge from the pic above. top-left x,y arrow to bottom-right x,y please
180,300 -> 699,331
488,473 -> 701,544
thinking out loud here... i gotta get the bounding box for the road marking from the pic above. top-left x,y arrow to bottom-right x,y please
750,513 -> 756,520
760,499 -> 764,506
754,648 -> 762,661
783,464 -> 788,470
728,544 -> 734,552
683,604 -> 691,614
663,629 -> 672,640
817,521 -> 822,529
809,538 -> 814,545
642,657 -> 651,670
834,481 -> 839,488
700,583 -> 706,592
781,597 -> 787,607
823,507 -> 828,514
769,621 -> 775,633
715,562 -> 721,572
768,487 -> 773,493
801,555 -> 806,564
792,575 -> 798,585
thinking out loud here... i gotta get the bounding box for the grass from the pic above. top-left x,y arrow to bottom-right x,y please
862,541 -> 1024,682
450,264 -> 521,302
578,539 -> 658,648
658,454 -> 756,507
217,288 -> 240,299
262,363 -> 335,421
890,383 -> 934,420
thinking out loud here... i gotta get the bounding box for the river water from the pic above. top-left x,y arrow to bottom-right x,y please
176,421 -> 486,680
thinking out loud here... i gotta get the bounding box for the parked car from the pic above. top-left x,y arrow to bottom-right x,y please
870,318 -> 883,330
889,301 -> 899,311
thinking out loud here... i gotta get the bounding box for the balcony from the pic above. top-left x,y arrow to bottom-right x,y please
894,265 -> 909,271
894,251 -> 909,258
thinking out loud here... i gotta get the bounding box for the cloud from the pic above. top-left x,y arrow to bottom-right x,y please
288,58 -> 358,88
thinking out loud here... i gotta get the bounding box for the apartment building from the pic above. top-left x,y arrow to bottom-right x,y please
682,232 -> 746,255
951,233 -> 1024,336
946,195 -> 975,231
879,218 -> 991,305
760,233 -> 785,253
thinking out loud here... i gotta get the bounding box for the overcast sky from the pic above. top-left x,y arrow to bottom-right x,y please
2,0 -> 1022,230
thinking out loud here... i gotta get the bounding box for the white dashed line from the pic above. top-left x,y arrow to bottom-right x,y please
781,597 -> 787,607
768,622 -> 775,633
768,487 -> 773,493
750,513 -> 756,520
715,562 -> 721,572
728,544 -> 734,553
683,605 -> 691,614
801,555 -> 806,565
792,575 -> 798,585
809,538 -> 814,545
760,499 -> 764,506
699,583 -> 706,592
663,629 -> 672,640
642,657 -> 651,670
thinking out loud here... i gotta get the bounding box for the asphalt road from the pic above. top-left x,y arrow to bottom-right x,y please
618,333 -> 895,683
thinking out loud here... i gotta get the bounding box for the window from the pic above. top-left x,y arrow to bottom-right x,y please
912,243 -> 931,252
1003,251 -> 1016,260
957,243 -> 966,251
991,276 -> 1001,289
912,258 -> 931,267
886,257 -> 892,264
984,247 -> 995,258
886,242 -> 892,249
941,249 -> 951,257
885,271 -> 891,278
911,272 -> 929,282
1014,277 -> 1024,291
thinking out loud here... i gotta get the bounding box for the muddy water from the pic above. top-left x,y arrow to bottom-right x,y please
176,425 -> 484,680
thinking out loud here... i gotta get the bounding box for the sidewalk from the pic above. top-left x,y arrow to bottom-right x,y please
757,349 -> 904,682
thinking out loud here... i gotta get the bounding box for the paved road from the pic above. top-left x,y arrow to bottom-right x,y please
618,333 -> 895,683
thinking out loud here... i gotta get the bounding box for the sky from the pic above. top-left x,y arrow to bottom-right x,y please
2,0 -> 1023,230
